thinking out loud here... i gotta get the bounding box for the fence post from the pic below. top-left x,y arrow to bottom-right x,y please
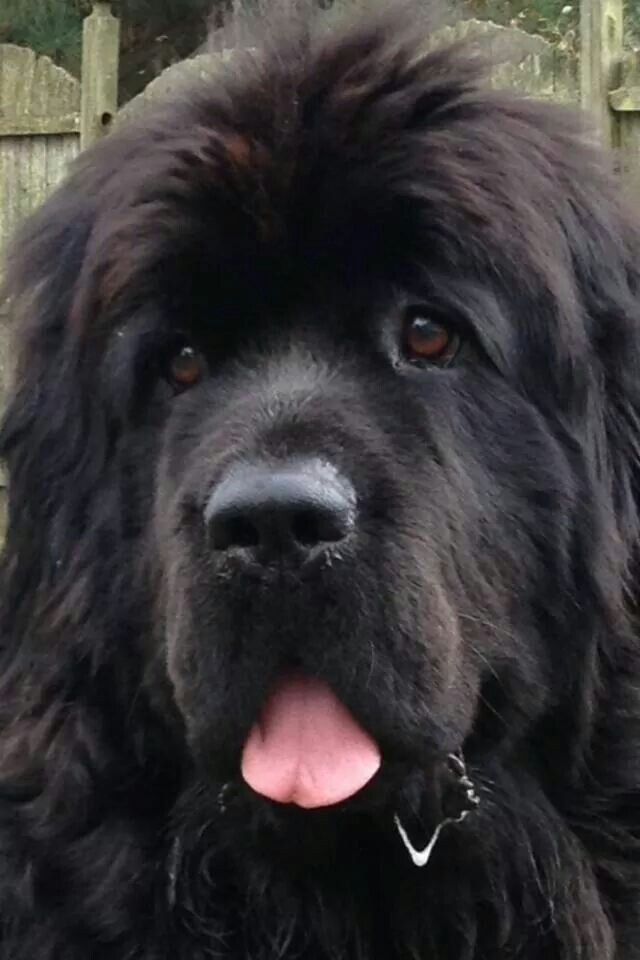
80,2 -> 120,150
609,52 -> 640,195
580,0 -> 623,147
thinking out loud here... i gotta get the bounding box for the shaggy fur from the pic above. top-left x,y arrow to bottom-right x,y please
1,7 -> 640,959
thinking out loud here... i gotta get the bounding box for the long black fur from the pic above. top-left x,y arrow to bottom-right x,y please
1,6 -> 640,958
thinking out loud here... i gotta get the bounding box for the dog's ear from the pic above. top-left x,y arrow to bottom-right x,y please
1,170 -> 106,598
570,176 -> 640,577
0,147 -> 149,733
0,160 -> 167,937
577,237 -> 640,926
511,109 -> 640,585
550,145 -> 640,879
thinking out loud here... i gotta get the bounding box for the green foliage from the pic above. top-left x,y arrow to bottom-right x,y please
0,0 -> 213,75
626,0 -> 640,43
0,0 -> 88,72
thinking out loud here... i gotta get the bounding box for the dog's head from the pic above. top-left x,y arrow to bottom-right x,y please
2,8 -> 640,858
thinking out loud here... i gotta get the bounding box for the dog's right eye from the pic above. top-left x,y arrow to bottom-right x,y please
165,343 -> 208,392
403,311 -> 460,367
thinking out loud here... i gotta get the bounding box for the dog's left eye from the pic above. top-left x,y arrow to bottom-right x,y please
403,312 -> 460,367
165,343 -> 207,391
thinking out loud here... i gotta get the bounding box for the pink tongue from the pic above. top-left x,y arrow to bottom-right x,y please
241,675 -> 381,809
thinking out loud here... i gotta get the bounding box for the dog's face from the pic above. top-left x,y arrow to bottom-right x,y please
4,19 -> 638,847
101,50 -> 598,819
149,258 -> 568,796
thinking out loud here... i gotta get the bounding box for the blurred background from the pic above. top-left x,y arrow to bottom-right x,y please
3,0 -> 630,105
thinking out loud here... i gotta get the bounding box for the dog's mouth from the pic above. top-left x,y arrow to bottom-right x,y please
241,673 -> 382,809
234,672 -> 480,869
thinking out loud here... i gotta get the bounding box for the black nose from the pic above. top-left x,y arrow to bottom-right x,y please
204,460 -> 356,557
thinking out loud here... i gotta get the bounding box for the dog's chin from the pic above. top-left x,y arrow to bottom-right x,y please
193,748 -> 464,872
177,669 -> 474,868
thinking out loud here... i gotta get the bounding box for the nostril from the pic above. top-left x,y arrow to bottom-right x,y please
292,507 -> 350,547
211,513 -> 260,551
292,510 -> 323,548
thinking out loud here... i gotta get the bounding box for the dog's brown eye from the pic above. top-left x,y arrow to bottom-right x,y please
167,345 -> 206,390
404,314 -> 460,366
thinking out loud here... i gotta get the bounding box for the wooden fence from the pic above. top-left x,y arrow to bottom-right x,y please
0,2 -> 119,270
0,2 -> 119,531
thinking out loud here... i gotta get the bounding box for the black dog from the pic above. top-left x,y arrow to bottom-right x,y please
1,6 -> 640,958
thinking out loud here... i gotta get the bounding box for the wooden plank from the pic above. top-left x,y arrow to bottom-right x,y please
0,43 -> 81,250
0,44 -> 80,130
0,115 -> 80,136
0,43 -> 81,268
580,0 -> 624,146
445,20 -> 578,103
0,304 -> 10,496
81,2 -> 121,150
0,134 -> 79,263
609,87 -> 640,111
0,46 -> 82,504
609,51 -> 640,112
614,51 -> 640,196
